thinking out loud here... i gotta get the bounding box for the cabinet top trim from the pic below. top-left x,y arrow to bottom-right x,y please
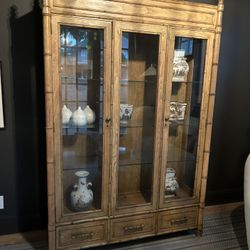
46,0 -> 220,30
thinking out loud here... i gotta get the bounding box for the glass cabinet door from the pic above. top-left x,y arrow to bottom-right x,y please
161,36 -> 208,204
112,22 -> 166,213
56,20 -> 111,219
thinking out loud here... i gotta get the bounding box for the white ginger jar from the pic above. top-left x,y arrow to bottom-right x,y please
62,105 -> 72,125
70,170 -> 93,211
83,105 -> 96,125
72,107 -> 87,127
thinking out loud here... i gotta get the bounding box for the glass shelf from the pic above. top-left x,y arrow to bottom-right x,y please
120,122 -> 154,129
62,124 -> 96,129
61,76 -> 104,85
60,45 -> 90,49
62,125 -> 101,136
120,79 -> 156,85
119,162 -> 152,167
172,80 -> 201,85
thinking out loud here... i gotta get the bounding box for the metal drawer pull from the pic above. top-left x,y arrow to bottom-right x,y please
71,232 -> 93,240
170,217 -> 188,225
123,224 -> 145,233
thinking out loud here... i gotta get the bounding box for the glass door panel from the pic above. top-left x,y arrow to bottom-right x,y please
117,32 -> 159,207
164,37 -> 207,201
60,26 -> 104,213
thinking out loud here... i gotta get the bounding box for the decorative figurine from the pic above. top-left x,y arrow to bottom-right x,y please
172,49 -> 189,82
165,168 -> 179,196
169,102 -> 187,121
120,104 -> 133,124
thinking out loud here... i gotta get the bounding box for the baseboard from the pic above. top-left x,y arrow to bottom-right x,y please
205,201 -> 244,216
0,230 -> 47,246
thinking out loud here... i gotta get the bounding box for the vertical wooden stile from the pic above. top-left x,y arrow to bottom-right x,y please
197,0 -> 224,234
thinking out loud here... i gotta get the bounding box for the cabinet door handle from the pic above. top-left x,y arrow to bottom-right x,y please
105,118 -> 111,127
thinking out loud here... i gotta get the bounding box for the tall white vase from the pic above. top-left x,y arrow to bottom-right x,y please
244,153 -> 250,248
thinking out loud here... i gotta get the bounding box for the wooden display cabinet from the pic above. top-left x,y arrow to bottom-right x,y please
43,0 -> 224,249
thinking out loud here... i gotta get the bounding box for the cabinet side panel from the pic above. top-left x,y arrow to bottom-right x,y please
43,4 -> 56,250
198,0 -> 224,233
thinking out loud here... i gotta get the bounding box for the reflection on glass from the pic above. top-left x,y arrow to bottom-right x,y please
118,32 -> 159,207
164,37 -> 207,200
60,26 -> 104,213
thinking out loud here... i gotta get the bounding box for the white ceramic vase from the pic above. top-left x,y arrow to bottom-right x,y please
62,105 -> 72,125
72,107 -> 87,127
83,105 -> 96,125
70,170 -> 93,211
244,153 -> 250,248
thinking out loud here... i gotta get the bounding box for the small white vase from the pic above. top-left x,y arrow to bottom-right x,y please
83,105 -> 96,125
72,107 -> 87,127
70,170 -> 93,211
62,105 -> 72,125
244,153 -> 250,248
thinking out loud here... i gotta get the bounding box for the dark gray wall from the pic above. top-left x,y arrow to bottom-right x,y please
206,0 -> 250,204
0,0 -> 47,234
0,0 -> 249,235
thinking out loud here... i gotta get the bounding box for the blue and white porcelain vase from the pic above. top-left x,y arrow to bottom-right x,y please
70,170 -> 93,211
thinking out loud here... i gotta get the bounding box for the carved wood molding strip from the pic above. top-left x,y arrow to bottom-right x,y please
51,0 -> 217,27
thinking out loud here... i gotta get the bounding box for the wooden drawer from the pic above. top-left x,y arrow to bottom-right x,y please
158,207 -> 198,233
56,220 -> 107,249
111,214 -> 155,242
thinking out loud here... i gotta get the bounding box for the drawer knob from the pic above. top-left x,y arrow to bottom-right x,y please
123,224 -> 145,234
71,232 -> 93,240
170,217 -> 188,226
